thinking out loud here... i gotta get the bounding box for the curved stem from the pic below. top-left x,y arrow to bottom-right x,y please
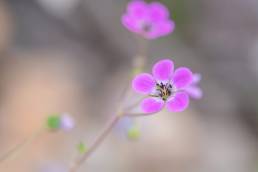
68,35 -> 149,172
69,114 -> 122,172
68,109 -> 153,172
125,112 -> 156,117
0,127 -> 46,164
123,96 -> 148,112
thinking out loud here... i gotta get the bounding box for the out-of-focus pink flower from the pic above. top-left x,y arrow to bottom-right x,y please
184,73 -> 203,99
132,59 -> 196,113
121,1 -> 175,39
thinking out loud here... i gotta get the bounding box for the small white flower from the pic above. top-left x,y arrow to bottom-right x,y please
60,113 -> 75,131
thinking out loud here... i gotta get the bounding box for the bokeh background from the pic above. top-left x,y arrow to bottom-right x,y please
0,0 -> 257,171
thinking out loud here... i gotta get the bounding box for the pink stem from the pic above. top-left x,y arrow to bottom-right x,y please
69,115 -> 121,172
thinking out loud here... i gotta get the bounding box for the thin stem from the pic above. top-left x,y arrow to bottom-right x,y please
68,111 -> 149,172
68,109 -> 154,172
125,112 -> 156,117
68,35 -> 150,172
69,114 -> 122,172
133,36 -> 148,74
0,127 -> 46,164
120,36 -> 148,106
121,37 -> 148,102
123,96 -> 148,112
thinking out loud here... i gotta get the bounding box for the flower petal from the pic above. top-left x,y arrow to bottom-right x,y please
121,14 -> 141,33
158,20 -> 175,36
166,92 -> 189,112
148,2 -> 169,21
152,59 -> 174,81
192,73 -> 202,84
141,97 -> 164,113
184,85 -> 203,99
147,20 -> 175,39
127,1 -> 148,19
173,67 -> 193,88
132,73 -> 156,94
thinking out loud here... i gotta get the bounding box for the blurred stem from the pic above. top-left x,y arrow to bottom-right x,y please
69,35 -> 149,172
0,127 -> 46,164
123,96 -> 148,112
133,36 -> 148,75
69,114 -> 122,172
119,36 -> 149,106
68,110 -> 151,172
125,112 -> 156,117
68,102 -> 156,172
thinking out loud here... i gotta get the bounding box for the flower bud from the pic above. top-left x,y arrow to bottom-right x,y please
77,142 -> 87,154
46,113 -> 75,131
127,126 -> 140,140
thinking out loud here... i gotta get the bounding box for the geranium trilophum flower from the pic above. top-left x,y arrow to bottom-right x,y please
132,59 -> 195,113
121,1 -> 175,39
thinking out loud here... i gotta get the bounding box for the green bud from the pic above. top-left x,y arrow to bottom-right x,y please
77,142 -> 87,154
127,126 -> 140,140
46,115 -> 61,130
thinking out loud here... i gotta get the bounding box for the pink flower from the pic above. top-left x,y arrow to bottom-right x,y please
132,59 -> 194,113
121,1 -> 175,39
184,73 -> 203,99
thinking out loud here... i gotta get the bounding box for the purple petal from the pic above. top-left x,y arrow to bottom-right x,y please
132,73 -> 155,94
157,20 -> 175,36
172,67 -> 193,88
145,20 -> 175,39
166,92 -> 189,112
127,1 -> 148,19
148,2 -> 169,21
192,73 -> 202,84
121,14 -> 141,33
141,97 -> 164,113
152,59 -> 174,81
184,85 -> 203,99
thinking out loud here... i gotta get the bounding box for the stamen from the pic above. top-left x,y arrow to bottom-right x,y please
142,23 -> 152,32
155,82 -> 174,101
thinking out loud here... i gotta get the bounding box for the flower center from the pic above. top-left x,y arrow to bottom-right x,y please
142,23 -> 152,32
155,82 -> 174,101
139,21 -> 152,33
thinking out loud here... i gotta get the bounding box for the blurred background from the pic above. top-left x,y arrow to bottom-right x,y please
0,0 -> 257,171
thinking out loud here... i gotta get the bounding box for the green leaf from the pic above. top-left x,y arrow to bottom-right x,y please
77,142 -> 87,154
46,115 -> 61,130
